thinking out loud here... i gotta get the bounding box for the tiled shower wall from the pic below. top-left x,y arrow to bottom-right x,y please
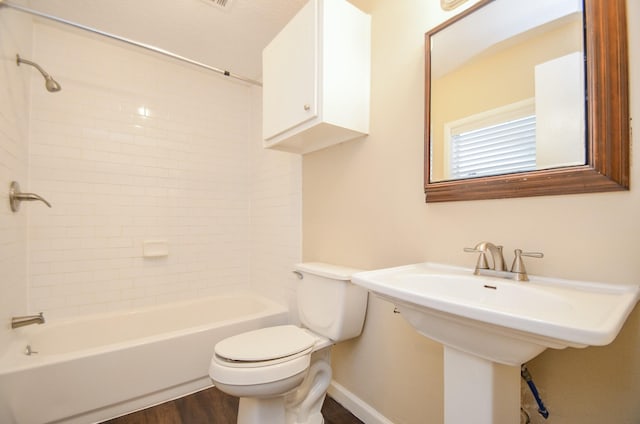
26,22 -> 301,319
0,4 -> 32,347
248,87 -> 302,314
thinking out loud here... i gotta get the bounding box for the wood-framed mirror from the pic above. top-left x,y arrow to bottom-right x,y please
424,0 -> 629,202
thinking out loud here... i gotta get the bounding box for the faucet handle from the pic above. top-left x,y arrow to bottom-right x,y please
9,181 -> 52,212
510,249 -> 544,281
464,247 -> 489,272
465,242 -> 506,271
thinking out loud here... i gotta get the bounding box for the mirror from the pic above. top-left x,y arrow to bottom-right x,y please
424,0 -> 629,202
430,0 -> 586,182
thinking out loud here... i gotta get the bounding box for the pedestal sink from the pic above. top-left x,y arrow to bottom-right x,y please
352,263 -> 639,424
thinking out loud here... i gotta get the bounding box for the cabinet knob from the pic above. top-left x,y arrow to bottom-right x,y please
303,104 -> 311,111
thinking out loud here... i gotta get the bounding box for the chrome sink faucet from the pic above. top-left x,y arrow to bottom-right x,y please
464,242 -> 543,281
464,241 -> 506,272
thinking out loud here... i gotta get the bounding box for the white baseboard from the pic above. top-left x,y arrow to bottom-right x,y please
328,381 -> 394,424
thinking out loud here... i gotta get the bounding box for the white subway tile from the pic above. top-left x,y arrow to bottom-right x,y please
23,22 -> 300,320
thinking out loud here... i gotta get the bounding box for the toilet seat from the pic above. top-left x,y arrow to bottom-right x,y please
215,325 -> 316,366
210,325 -> 318,386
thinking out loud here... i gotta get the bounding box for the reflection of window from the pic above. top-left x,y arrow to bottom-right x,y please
445,99 -> 536,180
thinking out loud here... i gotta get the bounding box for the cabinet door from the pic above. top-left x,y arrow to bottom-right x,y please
262,0 -> 318,141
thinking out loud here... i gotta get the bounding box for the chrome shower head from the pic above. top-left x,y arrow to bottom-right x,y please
16,54 -> 61,92
44,75 -> 61,92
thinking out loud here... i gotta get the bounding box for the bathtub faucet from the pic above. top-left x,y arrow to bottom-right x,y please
11,312 -> 45,329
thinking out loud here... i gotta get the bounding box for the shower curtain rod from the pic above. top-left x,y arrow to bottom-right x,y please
0,0 -> 263,87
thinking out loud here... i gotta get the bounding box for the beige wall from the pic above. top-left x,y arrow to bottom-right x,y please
303,0 -> 640,423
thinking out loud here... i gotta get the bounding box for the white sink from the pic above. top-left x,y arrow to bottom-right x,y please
352,262 -> 639,424
353,262 -> 639,364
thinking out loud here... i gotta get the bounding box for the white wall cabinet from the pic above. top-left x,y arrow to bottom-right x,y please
262,0 -> 371,154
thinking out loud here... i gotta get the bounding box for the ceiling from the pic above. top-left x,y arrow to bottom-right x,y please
25,0 -> 309,83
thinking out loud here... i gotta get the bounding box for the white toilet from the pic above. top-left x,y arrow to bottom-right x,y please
209,262 -> 368,424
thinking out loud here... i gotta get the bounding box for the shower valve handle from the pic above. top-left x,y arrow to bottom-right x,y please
9,181 -> 52,212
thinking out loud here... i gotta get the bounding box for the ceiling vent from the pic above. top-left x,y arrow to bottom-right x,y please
202,0 -> 235,11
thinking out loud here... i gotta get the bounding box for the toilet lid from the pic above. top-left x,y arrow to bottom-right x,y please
215,325 -> 316,363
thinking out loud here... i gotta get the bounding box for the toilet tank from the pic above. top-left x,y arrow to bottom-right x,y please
294,262 -> 368,342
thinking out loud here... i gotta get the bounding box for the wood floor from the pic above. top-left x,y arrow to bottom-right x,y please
101,387 -> 364,424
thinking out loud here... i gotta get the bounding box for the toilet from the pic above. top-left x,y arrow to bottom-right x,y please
209,262 -> 368,424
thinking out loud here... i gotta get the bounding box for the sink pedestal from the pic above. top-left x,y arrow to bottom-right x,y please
444,347 -> 520,424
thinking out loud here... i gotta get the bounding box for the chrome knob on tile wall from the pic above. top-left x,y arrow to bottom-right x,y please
9,181 -> 52,212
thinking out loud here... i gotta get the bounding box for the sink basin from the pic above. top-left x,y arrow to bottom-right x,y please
353,262 -> 639,424
353,262 -> 639,365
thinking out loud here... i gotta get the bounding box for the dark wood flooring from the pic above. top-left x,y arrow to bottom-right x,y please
101,387 -> 363,424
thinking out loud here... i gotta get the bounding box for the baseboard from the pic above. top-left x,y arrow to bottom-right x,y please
328,381 -> 394,424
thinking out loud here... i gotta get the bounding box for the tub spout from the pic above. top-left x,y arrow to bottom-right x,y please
11,312 -> 45,329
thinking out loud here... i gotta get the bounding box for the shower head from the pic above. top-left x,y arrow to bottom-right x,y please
16,54 -> 61,92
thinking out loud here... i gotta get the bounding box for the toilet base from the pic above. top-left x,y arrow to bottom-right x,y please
233,347 -> 332,424
238,397 -> 286,424
285,347 -> 331,424
236,396 -> 325,424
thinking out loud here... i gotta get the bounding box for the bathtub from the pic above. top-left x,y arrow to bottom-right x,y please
0,292 -> 288,424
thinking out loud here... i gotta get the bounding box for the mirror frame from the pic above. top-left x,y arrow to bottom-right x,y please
424,0 -> 629,202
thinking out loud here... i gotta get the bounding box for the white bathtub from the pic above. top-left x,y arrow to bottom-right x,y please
0,293 -> 288,424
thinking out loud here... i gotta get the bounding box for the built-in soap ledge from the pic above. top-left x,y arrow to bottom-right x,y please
143,240 -> 169,258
